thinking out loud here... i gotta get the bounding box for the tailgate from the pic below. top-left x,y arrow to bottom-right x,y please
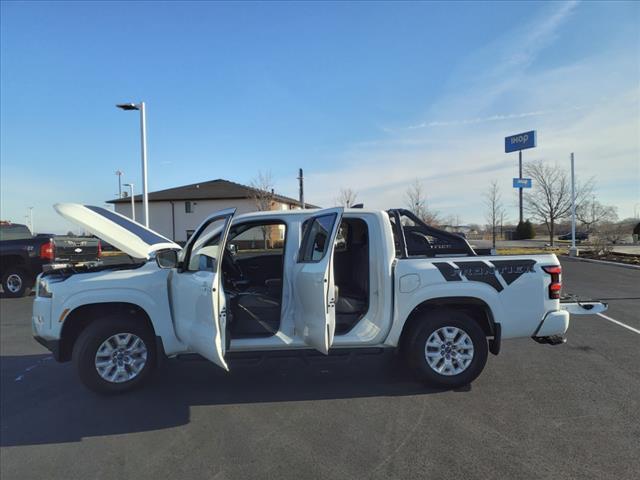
54,237 -> 100,262
560,301 -> 608,315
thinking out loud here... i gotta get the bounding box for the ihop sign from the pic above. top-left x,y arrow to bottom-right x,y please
505,130 -> 537,153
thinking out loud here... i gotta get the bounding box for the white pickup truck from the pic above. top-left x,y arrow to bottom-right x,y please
32,204 -> 606,393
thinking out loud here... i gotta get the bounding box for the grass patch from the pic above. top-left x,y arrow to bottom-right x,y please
496,247 -> 567,256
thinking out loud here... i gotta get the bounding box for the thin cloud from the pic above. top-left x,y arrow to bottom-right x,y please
408,110 -> 549,129
500,0 -> 580,72
408,104 -> 590,129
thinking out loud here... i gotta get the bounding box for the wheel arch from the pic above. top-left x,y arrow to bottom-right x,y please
59,302 -> 156,362
398,296 -> 499,355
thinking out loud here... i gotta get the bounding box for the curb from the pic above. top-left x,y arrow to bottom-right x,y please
560,255 -> 640,271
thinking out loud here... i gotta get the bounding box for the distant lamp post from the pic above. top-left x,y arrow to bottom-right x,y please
116,102 -> 149,227
115,170 -> 124,198
28,207 -> 34,234
123,183 -> 135,222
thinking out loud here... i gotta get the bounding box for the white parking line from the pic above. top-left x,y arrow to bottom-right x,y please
14,356 -> 53,382
597,313 -> 640,335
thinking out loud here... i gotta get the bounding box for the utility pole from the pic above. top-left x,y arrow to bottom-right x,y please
569,152 -> 578,257
115,170 -> 124,198
298,168 -> 305,209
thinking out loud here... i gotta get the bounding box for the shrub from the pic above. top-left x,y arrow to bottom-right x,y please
515,220 -> 535,240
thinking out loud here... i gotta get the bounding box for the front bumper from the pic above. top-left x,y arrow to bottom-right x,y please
33,335 -> 62,361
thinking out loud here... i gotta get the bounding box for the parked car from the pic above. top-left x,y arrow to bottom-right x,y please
32,204 -> 607,393
0,221 -> 101,297
558,232 -> 588,241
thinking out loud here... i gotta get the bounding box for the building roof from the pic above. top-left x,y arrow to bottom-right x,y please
108,178 -> 316,207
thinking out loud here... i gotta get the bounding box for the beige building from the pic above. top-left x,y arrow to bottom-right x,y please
108,179 -> 311,243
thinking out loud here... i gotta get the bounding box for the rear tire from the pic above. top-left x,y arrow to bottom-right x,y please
406,309 -> 488,388
72,317 -> 156,394
2,267 -> 30,298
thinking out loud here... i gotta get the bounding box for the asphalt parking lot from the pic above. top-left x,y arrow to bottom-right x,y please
1,259 -> 638,480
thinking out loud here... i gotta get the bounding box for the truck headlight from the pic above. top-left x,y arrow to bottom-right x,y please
37,277 -> 53,298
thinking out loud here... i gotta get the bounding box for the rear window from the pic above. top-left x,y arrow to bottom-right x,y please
0,224 -> 32,241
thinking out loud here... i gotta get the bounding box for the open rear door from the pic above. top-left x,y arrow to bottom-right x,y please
293,207 -> 344,354
170,209 -> 236,370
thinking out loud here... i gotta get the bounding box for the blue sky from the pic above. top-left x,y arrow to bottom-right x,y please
1,1 -> 639,233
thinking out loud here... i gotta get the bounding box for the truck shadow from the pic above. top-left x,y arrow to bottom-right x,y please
1,351 -> 451,446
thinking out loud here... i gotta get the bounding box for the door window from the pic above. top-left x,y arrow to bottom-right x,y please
298,213 -> 337,263
230,223 -> 286,256
187,219 -> 226,271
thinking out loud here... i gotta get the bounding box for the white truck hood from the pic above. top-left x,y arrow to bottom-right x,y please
54,203 -> 181,259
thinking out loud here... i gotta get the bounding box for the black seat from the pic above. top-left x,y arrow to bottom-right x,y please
335,290 -> 367,314
230,291 -> 281,338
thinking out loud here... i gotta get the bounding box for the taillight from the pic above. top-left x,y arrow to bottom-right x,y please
39,240 -> 54,261
97,240 -> 102,258
542,265 -> 562,299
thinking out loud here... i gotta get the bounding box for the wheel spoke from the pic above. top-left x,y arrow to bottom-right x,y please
95,333 -> 147,383
425,326 -> 474,376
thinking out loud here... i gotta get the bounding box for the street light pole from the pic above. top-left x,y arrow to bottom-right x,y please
116,102 -> 149,227
569,152 -> 578,257
123,183 -> 135,222
139,102 -> 149,227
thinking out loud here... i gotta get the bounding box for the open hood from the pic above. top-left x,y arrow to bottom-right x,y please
54,203 -> 181,259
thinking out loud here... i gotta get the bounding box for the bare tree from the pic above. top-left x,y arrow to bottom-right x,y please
405,180 -> 440,225
249,171 -> 275,211
576,198 -> 618,234
523,160 -> 593,245
592,221 -> 626,255
335,188 -> 358,207
484,180 -> 504,249
249,171 -> 275,248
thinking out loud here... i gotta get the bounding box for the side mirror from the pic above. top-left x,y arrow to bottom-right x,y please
156,249 -> 179,269
228,243 -> 238,255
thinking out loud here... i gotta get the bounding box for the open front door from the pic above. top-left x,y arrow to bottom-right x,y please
170,208 -> 236,370
293,207 -> 344,354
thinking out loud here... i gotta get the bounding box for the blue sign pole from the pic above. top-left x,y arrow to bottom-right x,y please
519,151 -> 523,223
505,130 -> 537,224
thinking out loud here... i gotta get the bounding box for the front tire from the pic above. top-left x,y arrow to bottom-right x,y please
72,318 -> 156,394
407,309 -> 488,388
